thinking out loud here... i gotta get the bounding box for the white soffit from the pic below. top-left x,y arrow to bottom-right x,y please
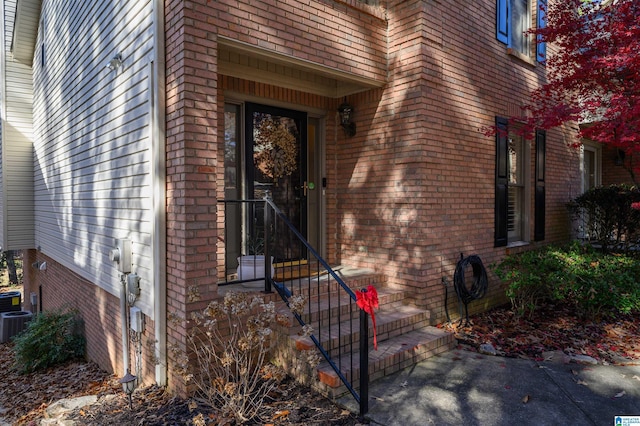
217,36 -> 384,98
11,0 -> 42,65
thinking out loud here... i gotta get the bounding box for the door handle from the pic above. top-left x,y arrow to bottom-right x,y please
303,181 -> 315,196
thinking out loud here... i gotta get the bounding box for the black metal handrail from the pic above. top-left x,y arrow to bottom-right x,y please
217,195 -> 369,416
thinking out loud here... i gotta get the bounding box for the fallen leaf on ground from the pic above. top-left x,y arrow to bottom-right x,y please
0,341 -> 362,426
522,395 -> 530,404
443,303 -> 640,365
614,391 -> 626,398
272,410 -> 290,420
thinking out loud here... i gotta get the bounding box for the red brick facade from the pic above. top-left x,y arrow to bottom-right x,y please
23,0 -> 587,395
602,145 -> 636,186
158,0 -> 583,394
22,250 -> 157,382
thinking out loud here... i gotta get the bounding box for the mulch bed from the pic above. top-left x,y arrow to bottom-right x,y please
2,300 -> 639,425
439,302 -> 640,365
0,342 -> 362,425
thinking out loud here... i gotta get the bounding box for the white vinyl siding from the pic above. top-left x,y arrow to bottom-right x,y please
1,0 -> 35,249
32,0 -> 155,317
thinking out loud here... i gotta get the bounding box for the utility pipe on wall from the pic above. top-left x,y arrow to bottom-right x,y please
151,0 -> 167,387
120,274 -> 130,374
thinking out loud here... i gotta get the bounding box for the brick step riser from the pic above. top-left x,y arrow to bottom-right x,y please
292,315 -> 432,359
313,338 -> 455,398
317,334 -> 450,384
293,294 -> 407,326
274,272 -> 385,295
276,282 -> 388,304
278,324 -> 455,401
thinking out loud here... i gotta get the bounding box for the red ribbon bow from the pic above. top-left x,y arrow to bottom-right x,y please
356,285 -> 379,350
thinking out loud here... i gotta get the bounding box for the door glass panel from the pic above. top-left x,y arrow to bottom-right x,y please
508,136 -> 524,241
246,103 -> 307,263
224,104 -> 241,274
307,119 -> 320,252
580,146 -> 600,240
583,149 -> 596,191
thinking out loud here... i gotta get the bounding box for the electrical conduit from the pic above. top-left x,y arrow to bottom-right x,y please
151,0 -> 167,387
120,274 -> 130,374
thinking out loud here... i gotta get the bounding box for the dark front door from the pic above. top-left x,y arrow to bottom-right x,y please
245,103 -> 308,262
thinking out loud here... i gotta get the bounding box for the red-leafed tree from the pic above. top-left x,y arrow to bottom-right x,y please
517,0 -> 640,182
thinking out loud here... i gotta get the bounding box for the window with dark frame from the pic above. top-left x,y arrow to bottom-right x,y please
497,0 -> 547,61
494,117 -> 546,247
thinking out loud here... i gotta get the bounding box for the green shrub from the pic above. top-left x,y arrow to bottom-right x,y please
493,242 -> 640,319
568,184 -> 640,252
11,309 -> 85,373
556,244 -> 640,318
493,245 -> 567,317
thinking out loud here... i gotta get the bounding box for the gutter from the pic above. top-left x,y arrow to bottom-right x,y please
151,0 -> 167,387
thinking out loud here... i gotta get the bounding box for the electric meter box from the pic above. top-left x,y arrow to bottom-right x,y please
130,306 -> 143,333
110,239 -> 132,274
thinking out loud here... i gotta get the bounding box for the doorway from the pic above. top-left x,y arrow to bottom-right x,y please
223,102 -> 324,273
245,102 -> 307,263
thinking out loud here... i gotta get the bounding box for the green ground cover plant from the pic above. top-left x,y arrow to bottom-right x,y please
493,242 -> 640,319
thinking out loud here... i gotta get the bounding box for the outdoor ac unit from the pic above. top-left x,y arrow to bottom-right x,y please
0,311 -> 33,343
0,291 -> 21,314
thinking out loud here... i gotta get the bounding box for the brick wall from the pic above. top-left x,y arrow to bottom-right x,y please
21,249 -> 157,384
164,0 -> 389,393
332,0 -> 581,319
165,0 -> 220,395
212,0 -> 387,83
162,0 -> 584,393
602,145 -> 636,186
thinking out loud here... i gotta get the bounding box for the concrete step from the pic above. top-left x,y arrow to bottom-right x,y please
290,304 -> 431,359
270,265 -> 454,402
313,326 -> 455,398
273,265 -> 386,300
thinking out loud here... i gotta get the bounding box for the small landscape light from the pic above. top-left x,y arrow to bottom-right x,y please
119,370 -> 137,409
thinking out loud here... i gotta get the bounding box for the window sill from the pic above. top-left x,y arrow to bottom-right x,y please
506,48 -> 537,67
507,241 -> 529,249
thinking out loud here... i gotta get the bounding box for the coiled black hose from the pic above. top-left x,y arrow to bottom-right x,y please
445,254 -> 488,325
454,254 -> 488,304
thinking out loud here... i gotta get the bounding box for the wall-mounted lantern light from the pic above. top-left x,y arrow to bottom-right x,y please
31,261 -> 47,271
337,101 -> 356,137
615,149 -> 625,166
107,53 -> 123,72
